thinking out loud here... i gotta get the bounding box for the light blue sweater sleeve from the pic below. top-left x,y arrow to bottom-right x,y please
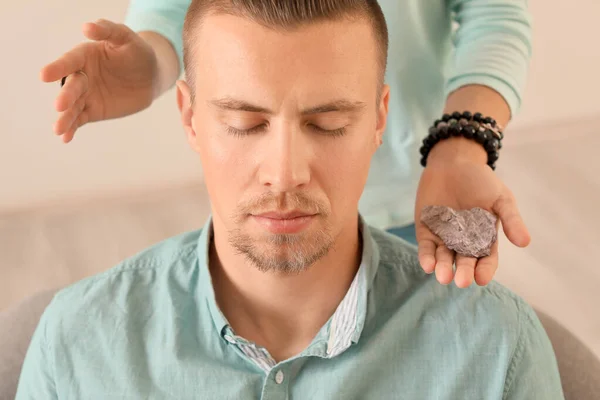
124,0 -> 191,76
445,0 -> 533,118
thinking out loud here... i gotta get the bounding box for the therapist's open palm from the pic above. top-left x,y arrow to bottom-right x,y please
40,19 -> 158,143
414,155 -> 531,288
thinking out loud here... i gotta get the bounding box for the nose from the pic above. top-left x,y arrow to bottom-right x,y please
258,123 -> 311,192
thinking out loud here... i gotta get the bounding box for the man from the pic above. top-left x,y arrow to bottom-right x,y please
42,0 -> 535,288
18,1 -> 563,398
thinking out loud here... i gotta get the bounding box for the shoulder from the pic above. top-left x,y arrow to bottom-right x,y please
43,228 -> 203,330
368,227 -> 561,397
369,225 -> 543,345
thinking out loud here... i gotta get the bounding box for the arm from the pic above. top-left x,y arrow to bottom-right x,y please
444,0 -> 533,122
415,1 -> 533,286
429,0 -> 532,164
124,0 -> 192,98
139,32 -> 181,99
503,304 -> 565,399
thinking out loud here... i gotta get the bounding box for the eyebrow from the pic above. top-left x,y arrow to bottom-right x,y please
208,97 -> 366,115
301,100 -> 367,115
209,98 -> 271,113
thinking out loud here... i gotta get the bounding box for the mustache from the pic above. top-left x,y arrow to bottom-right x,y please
233,192 -> 328,219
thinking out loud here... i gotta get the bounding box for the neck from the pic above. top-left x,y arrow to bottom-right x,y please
209,216 -> 362,362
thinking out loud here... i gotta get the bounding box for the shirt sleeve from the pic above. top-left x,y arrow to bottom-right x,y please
503,301 -> 565,400
445,0 -> 533,118
14,306 -> 58,400
124,0 -> 192,76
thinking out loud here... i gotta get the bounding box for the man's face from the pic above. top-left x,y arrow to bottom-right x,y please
178,14 -> 389,273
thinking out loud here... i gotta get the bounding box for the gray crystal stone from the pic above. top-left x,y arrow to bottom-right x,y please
420,206 -> 498,258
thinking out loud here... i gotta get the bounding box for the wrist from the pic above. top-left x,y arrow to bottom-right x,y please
138,31 -> 180,99
444,84 -> 511,128
420,112 -> 503,170
426,136 -> 488,167
148,46 -> 163,100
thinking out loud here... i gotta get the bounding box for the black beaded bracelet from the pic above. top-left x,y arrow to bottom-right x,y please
420,111 -> 504,170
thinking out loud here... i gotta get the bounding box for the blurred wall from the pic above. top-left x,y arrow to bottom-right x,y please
1,0 -> 599,212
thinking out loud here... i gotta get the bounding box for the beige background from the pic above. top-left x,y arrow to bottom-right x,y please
1,0 -> 599,358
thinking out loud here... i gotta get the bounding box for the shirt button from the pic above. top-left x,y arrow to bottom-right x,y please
275,370 -> 284,384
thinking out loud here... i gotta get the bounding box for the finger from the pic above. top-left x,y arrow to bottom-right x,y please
55,72 -> 89,112
418,239 -> 437,274
53,98 -> 86,134
62,110 -> 89,143
62,128 -> 76,144
82,20 -> 112,41
40,45 -> 86,83
474,241 -> 499,286
493,192 -> 531,248
434,245 -> 455,285
85,19 -> 132,46
454,254 -> 477,288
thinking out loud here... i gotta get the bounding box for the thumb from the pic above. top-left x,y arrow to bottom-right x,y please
83,19 -> 132,46
493,191 -> 531,248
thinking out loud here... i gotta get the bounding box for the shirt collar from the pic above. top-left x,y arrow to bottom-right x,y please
195,214 -> 381,351
196,217 -> 230,336
326,215 -> 380,356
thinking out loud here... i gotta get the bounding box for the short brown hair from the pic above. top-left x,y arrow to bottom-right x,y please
182,0 -> 388,98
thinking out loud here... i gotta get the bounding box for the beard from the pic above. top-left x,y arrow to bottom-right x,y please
228,192 -> 335,274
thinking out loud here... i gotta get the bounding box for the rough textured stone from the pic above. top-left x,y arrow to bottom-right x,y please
420,205 -> 498,258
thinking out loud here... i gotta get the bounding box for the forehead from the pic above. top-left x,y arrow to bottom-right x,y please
191,14 -> 380,98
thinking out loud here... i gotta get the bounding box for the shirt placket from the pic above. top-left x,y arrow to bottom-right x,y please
223,329 -> 293,400
260,363 -> 291,400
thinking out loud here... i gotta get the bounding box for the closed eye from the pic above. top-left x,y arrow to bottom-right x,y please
226,124 -> 268,137
308,124 -> 347,137
226,123 -> 347,137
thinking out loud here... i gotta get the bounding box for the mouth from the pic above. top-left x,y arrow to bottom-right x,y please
250,211 -> 317,234
254,210 -> 316,220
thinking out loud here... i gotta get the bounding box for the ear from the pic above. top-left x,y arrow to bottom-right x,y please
176,80 -> 200,153
375,84 -> 390,147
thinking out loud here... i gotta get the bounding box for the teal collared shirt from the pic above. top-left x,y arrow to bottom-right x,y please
16,217 -> 563,399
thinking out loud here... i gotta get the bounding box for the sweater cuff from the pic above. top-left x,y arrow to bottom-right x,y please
124,12 -> 185,77
444,73 -> 523,120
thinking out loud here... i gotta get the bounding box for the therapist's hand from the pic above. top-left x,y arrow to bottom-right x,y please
414,137 -> 531,288
40,19 -> 159,143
